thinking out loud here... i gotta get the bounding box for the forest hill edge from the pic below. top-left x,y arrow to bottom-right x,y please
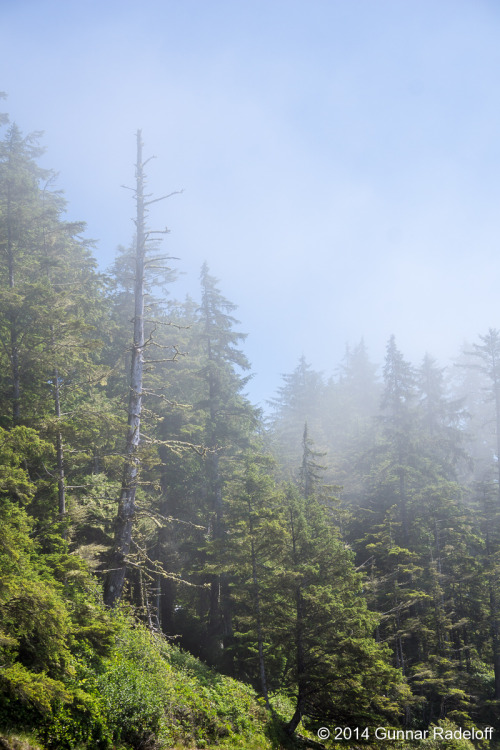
373,726 -> 494,741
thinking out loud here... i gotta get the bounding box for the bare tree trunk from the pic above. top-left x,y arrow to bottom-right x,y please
104,130 -> 145,607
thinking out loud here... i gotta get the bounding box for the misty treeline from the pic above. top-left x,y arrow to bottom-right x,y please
1,109 -> 499,748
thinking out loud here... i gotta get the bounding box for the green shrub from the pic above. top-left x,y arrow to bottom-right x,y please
96,618 -> 272,749
37,689 -> 111,750
96,623 -> 178,747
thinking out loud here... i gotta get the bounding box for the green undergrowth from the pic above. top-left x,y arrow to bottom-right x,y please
0,596 -> 274,750
0,452 -> 275,750
94,615 -> 273,749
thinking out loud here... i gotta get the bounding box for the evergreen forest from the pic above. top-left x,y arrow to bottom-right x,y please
1,107 -> 499,750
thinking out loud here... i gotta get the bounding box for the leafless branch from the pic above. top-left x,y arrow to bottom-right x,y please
144,189 -> 183,206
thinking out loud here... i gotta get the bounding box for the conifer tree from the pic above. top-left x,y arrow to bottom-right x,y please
379,335 -> 418,544
0,119 -> 111,541
417,354 -> 467,479
268,356 -> 326,479
195,263 -> 256,661
465,329 -> 500,699
224,454 -> 283,705
336,339 -> 380,423
279,483 -> 408,734
299,422 -> 326,499
0,124 -> 52,424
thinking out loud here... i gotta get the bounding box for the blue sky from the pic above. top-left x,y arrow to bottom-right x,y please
2,0 -> 500,406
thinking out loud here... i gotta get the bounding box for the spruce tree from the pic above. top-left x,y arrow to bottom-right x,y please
0,124 -> 54,424
279,483 -> 409,734
464,329 -> 500,699
268,356 -> 326,479
0,120 -> 111,543
195,263 -> 256,662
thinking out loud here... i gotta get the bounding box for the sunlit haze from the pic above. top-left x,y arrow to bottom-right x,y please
2,0 -> 500,406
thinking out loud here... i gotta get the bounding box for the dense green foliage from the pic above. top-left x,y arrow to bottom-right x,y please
0,109 -> 499,749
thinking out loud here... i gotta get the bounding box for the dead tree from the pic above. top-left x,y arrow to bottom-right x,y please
103,131 -> 150,607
